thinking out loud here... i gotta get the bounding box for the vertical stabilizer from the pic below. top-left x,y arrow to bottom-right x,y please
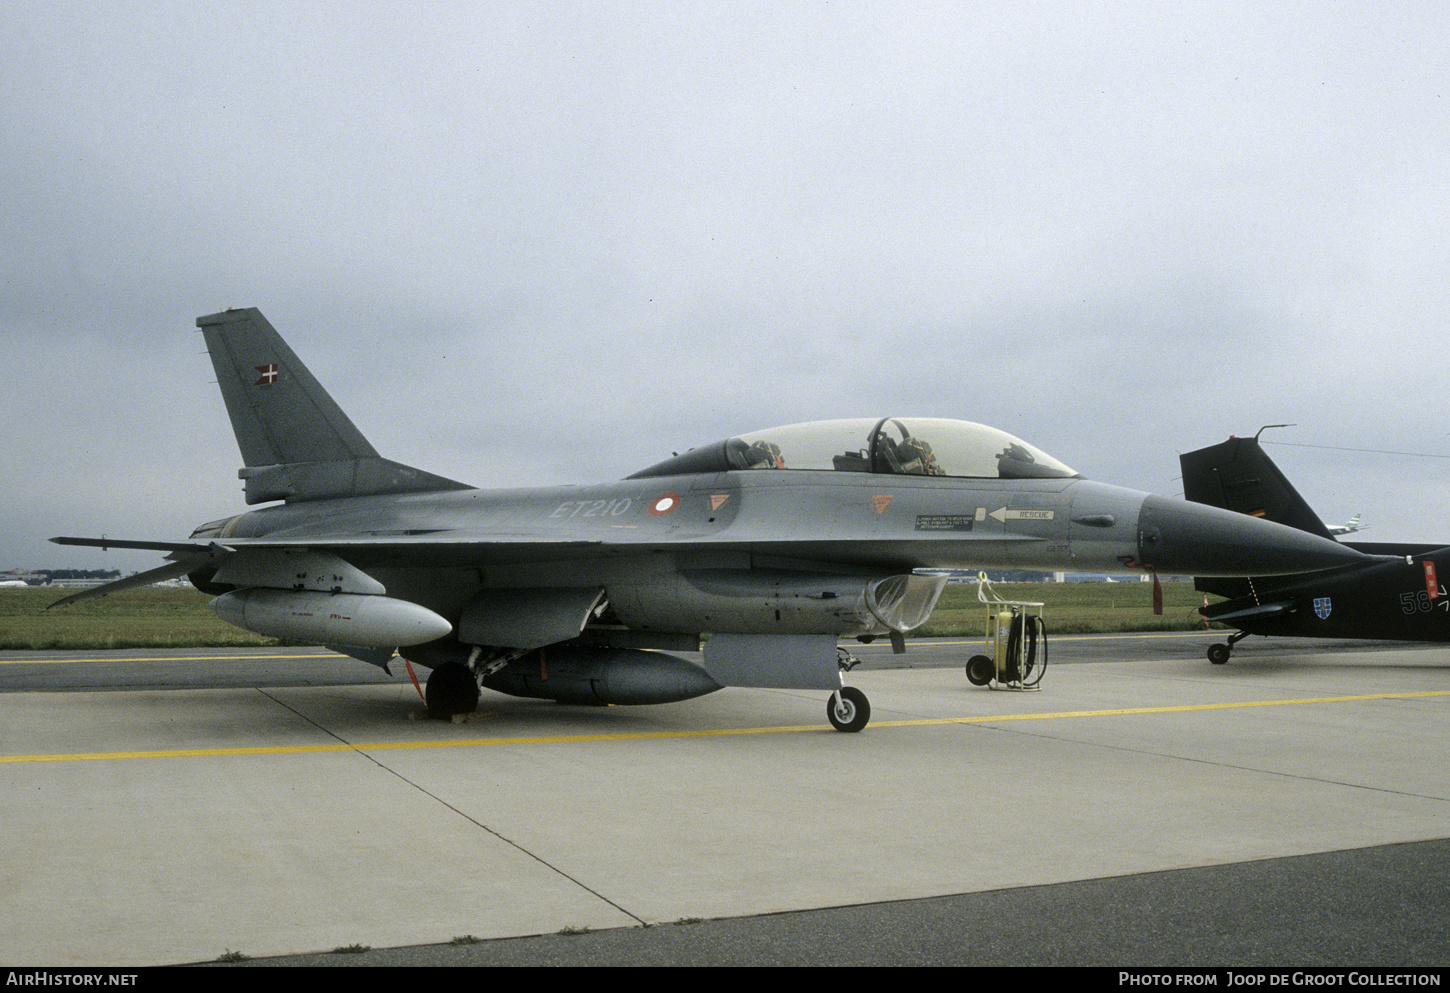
1180,435 -> 1334,600
197,308 -> 470,504
1179,436 -> 1334,539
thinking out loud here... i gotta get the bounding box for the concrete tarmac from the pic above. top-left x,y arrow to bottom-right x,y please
2,634 -> 1448,967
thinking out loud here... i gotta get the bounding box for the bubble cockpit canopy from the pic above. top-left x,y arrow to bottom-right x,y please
628,417 -> 1079,481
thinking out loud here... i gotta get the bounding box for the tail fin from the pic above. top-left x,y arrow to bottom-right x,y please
197,307 -> 470,505
1179,435 -> 1334,539
1179,435 -> 1333,599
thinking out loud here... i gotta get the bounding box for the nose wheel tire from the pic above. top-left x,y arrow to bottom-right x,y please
827,686 -> 870,732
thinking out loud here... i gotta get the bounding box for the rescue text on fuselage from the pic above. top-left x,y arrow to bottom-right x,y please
53,309 -> 1372,730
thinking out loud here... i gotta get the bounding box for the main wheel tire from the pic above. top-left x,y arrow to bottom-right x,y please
827,686 -> 870,733
1207,643 -> 1231,665
425,661 -> 480,719
966,655 -> 994,686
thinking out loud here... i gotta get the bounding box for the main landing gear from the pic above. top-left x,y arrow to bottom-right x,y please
424,660 -> 480,719
1206,631 -> 1250,665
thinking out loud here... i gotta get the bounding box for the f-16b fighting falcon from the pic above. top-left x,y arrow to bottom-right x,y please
53,309 -> 1371,731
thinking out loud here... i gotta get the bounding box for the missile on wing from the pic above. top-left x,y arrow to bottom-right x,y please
210,588 -> 452,647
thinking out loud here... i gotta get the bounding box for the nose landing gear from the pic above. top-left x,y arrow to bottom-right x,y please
825,648 -> 871,732
827,685 -> 871,733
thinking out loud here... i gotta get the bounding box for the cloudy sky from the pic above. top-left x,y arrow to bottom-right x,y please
4,1 -> 1449,573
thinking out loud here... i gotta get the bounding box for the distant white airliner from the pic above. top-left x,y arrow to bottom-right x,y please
1328,514 -> 1368,536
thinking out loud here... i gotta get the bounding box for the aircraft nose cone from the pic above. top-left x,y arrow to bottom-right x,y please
1136,495 -> 1368,577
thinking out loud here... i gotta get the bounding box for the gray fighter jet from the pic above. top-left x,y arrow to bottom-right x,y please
53,308 -> 1370,731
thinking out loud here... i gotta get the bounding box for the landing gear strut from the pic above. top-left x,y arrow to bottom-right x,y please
1207,631 -> 1250,665
827,648 -> 870,732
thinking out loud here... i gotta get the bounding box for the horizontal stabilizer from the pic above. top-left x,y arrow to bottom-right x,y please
51,536 -> 218,555
1202,600 -> 1293,625
47,543 -> 229,608
1344,541 -> 1450,559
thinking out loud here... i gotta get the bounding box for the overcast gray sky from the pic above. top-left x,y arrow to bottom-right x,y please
4,1 -> 1449,574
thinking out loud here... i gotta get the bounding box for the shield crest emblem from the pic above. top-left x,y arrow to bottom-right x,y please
1313,597 -> 1332,620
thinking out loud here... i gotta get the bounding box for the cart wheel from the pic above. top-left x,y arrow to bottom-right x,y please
966,655 -> 994,686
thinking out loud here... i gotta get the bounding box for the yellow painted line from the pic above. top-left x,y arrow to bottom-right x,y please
1050,630 -> 1222,641
869,689 -> 1450,727
0,653 -> 339,665
0,725 -> 830,764
3,690 -> 1445,765
917,631 -> 1220,647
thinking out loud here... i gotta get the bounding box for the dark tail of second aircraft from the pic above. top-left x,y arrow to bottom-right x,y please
1180,432 -> 1450,662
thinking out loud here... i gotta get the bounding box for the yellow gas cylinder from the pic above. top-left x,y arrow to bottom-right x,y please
994,609 -> 1014,675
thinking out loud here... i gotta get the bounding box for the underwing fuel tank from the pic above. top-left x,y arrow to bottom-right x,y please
482,647 -> 723,705
210,588 -> 453,647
